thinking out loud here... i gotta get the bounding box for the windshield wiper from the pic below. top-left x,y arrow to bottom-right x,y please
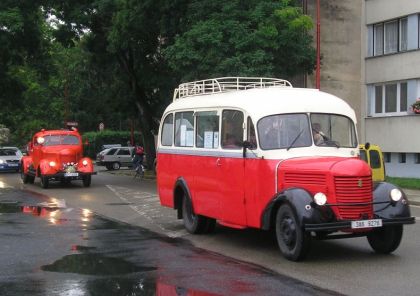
287,129 -> 304,151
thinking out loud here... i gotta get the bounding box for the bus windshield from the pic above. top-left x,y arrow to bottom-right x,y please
258,114 -> 311,150
258,113 -> 357,150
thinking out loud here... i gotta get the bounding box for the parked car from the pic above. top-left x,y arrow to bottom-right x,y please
20,128 -> 95,188
96,146 -> 134,170
0,147 -> 23,172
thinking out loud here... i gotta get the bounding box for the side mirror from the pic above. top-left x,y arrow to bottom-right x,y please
242,140 -> 252,149
364,142 -> 370,150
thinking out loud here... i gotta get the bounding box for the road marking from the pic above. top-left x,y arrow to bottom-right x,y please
106,185 -> 186,237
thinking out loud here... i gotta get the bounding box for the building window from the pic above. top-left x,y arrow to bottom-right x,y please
385,84 -> 397,112
415,153 -> 420,164
384,20 -> 398,54
399,18 -> 408,51
400,82 -> 408,112
384,152 -> 391,163
369,16 -> 413,56
370,81 -> 411,115
399,153 -> 406,163
374,23 -> 384,56
375,85 -> 383,113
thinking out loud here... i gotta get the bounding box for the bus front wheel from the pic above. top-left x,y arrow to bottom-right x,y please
367,225 -> 403,254
275,204 -> 311,261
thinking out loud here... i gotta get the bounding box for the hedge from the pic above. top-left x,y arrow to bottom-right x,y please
82,130 -> 143,158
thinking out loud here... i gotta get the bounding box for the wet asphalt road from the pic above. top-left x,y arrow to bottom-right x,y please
0,188 -> 340,296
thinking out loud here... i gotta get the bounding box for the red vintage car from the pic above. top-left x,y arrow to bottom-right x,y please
20,128 -> 95,188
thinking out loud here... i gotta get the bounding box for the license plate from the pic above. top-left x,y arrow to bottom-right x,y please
64,172 -> 79,177
8,163 -> 18,167
351,219 -> 382,229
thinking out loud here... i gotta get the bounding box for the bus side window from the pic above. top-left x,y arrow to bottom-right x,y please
221,110 -> 244,149
161,113 -> 174,146
174,112 -> 194,147
195,111 -> 219,148
247,117 -> 257,149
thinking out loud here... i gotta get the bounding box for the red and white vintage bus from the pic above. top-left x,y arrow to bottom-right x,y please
156,77 -> 415,261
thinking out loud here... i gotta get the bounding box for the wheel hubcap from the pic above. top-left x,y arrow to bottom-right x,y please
280,216 -> 297,248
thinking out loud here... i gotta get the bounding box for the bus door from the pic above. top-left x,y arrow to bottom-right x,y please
193,111 -> 222,217
219,110 -> 246,225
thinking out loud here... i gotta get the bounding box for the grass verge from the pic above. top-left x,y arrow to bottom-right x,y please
386,177 -> 420,190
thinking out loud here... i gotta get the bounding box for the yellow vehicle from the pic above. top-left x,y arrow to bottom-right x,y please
359,143 -> 385,182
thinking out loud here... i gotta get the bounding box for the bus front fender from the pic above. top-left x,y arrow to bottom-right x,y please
261,188 -> 321,231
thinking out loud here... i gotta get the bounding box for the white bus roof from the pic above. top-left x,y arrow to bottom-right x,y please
165,87 -> 357,123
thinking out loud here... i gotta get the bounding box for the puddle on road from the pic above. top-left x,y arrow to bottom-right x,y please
0,201 -> 21,213
41,253 -> 156,275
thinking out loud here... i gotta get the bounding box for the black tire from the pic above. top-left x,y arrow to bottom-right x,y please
21,172 -> 29,184
275,204 -> 311,261
182,193 -> 208,234
82,175 -> 91,187
28,175 -> 35,184
112,162 -> 121,170
105,164 -> 113,170
367,225 -> 403,254
40,175 -> 49,189
204,218 -> 217,233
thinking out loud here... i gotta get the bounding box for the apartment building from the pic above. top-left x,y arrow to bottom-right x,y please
304,0 -> 420,178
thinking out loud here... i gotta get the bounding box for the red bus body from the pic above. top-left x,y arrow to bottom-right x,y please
157,78 -> 414,261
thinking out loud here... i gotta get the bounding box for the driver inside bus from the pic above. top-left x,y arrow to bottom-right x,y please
312,123 -> 326,145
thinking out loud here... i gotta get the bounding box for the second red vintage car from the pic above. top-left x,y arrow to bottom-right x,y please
21,128 -> 95,188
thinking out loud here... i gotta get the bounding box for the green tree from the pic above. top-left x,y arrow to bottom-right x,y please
164,0 -> 315,81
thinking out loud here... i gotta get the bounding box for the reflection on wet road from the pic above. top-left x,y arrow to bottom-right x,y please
0,188 -> 341,296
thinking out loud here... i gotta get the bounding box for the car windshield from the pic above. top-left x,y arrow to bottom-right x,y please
43,135 -> 80,146
0,149 -> 19,156
257,113 -> 357,150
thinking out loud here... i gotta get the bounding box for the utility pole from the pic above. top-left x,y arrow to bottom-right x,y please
316,0 -> 321,89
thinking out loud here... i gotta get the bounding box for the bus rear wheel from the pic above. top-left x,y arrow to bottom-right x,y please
275,204 -> 310,261
182,193 -> 210,234
367,225 -> 403,254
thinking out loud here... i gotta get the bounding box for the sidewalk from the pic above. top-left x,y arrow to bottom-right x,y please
403,188 -> 420,206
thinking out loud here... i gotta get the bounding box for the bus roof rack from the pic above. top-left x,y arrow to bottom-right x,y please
173,77 -> 292,100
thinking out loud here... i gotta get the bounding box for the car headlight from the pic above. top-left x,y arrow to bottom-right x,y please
82,160 -> 88,166
314,192 -> 327,206
49,161 -> 56,167
0,159 -> 4,164
390,188 -> 402,202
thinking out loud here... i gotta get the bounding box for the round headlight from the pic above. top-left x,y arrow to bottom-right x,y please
49,161 -> 56,167
82,160 -> 88,166
0,159 -> 4,164
314,192 -> 327,206
390,188 -> 402,202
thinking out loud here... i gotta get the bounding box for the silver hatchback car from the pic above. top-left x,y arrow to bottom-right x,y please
96,146 -> 134,170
